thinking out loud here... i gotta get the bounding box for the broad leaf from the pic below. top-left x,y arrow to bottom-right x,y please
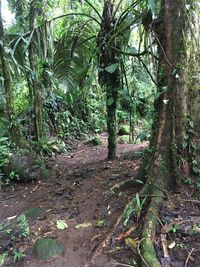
56,219 -> 68,230
147,0 -> 155,17
105,63 -> 118,74
107,97 -> 114,106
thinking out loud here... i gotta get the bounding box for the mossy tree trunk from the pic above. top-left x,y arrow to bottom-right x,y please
29,0 -> 43,141
141,1 -> 191,266
41,21 -> 57,133
0,0 -> 22,146
97,0 -> 121,160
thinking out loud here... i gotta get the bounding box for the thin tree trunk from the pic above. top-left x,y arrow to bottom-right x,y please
97,0 -> 121,159
0,0 -> 22,146
29,0 -> 43,141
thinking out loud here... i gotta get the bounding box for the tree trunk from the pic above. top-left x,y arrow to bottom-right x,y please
29,0 -> 43,141
141,1 -> 190,266
0,0 -> 22,146
97,0 -> 121,159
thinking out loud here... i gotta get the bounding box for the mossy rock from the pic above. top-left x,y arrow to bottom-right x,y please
118,125 -> 130,136
33,238 -> 64,259
117,135 -> 130,144
24,207 -> 45,220
3,152 -> 48,182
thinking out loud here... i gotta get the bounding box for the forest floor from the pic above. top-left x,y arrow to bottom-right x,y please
0,134 -> 200,267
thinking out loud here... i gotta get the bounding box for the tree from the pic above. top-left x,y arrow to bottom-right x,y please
0,0 -> 22,146
140,1 -> 198,266
97,0 -> 121,159
28,0 -> 43,141
54,0 -> 143,159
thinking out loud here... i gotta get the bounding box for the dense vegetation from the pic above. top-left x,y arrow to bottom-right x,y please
0,0 -> 199,266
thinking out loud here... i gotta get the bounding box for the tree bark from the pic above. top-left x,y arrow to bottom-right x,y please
141,1 -> 190,266
0,0 -> 22,146
29,0 -> 43,141
97,0 -> 121,159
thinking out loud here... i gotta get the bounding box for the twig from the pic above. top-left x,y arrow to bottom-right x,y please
182,199 -> 200,204
184,248 -> 195,267
161,233 -> 170,258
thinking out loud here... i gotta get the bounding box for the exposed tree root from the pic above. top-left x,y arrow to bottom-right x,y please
110,177 -> 144,193
88,202 -> 131,264
86,171 -> 168,267
140,186 -> 165,267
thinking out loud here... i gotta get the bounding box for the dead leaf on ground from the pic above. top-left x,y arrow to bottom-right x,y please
125,237 -> 138,251
75,222 -> 92,229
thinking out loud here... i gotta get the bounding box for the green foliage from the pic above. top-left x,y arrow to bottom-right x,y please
183,117 -> 200,189
2,0 -> 155,167
0,252 -> 7,267
32,137 -> 66,156
13,249 -> 25,263
0,214 -> 29,264
0,137 -> 11,168
135,193 -> 147,219
122,202 -> 134,227
86,135 -> 102,146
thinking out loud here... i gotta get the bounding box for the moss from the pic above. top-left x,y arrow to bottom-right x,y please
33,238 -> 64,259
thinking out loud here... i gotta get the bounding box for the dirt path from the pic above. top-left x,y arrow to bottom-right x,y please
0,139 -> 147,267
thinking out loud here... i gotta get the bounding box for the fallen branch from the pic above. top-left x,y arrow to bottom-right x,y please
184,248 -> 195,267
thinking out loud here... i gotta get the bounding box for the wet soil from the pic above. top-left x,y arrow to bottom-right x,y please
1,135 -> 200,267
0,137 -> 146,267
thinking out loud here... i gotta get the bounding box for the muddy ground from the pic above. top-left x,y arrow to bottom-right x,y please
0,136 -> 200,267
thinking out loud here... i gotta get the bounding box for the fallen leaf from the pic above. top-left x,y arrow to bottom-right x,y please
75,223 -> 92,229
168,241 -> 176,249
56,219 -> 68,230
125,238 -> 137,251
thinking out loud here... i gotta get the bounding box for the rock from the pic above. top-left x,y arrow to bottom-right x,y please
3,152 -> 48,182
33,238 -> 64,259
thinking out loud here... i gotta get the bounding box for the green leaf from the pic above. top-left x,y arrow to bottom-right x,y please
189,121 -> 194,128
172,68 -> 177,76
127,47 -> 137,54
193,167 -> 200,175
105,63 -> 118,74
107,97 -> 114,106
97,219 -> 105,227
135,193 -> 141,208
134,179 -> 144,184
0,40 -> 4,47
56,219 -> 68,230
196,85 -> 200,91
122,202 -> 134,226
148,0 -> 155,16
182,141 -> 187,149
